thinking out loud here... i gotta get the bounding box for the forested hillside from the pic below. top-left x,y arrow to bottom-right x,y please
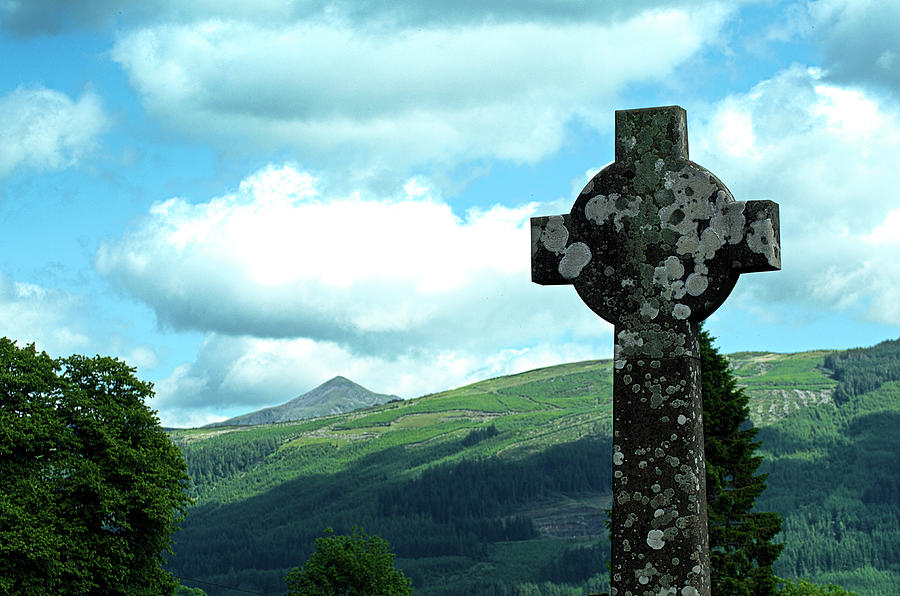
165,344 -> 900,596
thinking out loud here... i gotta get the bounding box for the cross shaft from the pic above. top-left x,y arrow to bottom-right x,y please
531,106 -> 780,596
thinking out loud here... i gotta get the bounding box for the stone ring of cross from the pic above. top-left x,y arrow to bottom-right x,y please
532,107 -> 780,353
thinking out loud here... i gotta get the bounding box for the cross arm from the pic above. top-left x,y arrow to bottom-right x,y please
531,214 -> 593,285
729,199 -> 781,273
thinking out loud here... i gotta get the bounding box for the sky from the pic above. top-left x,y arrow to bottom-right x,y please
2,0 -> 900,428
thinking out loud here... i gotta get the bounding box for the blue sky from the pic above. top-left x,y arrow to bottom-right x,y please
2,0 -> 900,427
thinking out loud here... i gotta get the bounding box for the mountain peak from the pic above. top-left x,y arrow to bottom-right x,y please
208,376 -> 399,427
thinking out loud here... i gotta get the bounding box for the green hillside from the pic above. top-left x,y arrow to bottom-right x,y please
165,345 -> 900,596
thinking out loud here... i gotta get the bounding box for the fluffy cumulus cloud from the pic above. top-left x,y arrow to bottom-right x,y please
0,273 -> 92,356
0,86 -> 108,178
690,64 -> 900,325
106,2 -> 735,176
0,271 -> 163,377
98,164 -> 610,423
804,0 -> 900,94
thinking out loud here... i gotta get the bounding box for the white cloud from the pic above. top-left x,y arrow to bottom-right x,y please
97,163 -> 606,357
782,0 -> 900,95
98,162 -> 615,424
0,86 -> 108,178
0,273 -> 92,356
0,271 -> 166,379
690,65 -> 900,325
109,5 -> 734,177
2,1 -> 735,34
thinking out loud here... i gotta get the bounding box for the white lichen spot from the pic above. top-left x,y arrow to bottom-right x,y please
710,196 -> 745,244
539,215 -> 569,253
676,234 -> 699,256
664,170 -> 677,190
697,227 -> 723,261
747,218 -> 778,266
617,330 -> 644,349
665,256 -> 684,280
654,158 -> 665,173
647,529 -> 665,550
614,450 -> 624,465
677,414 -> 687,425
558,242 -> 591,279
654,508 -> 665,518
585,193 -> 642,232
585,194 -> 615,227
654,257 -> 689,301
672,304 -> 691,320
637,562 -> 657,587
685,272 -> 709,296
658,172 -> 715,235
682,587 -> 700,596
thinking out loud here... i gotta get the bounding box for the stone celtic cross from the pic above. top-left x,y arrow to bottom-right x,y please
531,106 -> 780,596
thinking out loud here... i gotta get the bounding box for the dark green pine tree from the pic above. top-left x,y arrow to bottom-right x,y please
700,325 -> 784,595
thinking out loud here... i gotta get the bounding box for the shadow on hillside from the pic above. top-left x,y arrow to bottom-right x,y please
168,435 -> 613,596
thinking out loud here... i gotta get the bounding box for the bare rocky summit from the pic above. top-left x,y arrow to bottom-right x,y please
207,376 -> 399,427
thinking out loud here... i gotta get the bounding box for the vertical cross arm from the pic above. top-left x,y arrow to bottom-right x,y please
531,214 -> 592,285
729,200 -> 781,273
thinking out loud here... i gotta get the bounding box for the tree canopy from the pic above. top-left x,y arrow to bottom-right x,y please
0,338 -> 191,595
777,577 -> 858,595
285,527 -> 413,595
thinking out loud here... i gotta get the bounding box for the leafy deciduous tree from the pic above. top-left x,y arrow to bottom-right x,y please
285,527 -> 413,595
0,338 -> 191,595
776,577 -> 858,595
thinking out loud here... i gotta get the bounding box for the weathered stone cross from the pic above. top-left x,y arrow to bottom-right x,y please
531,106 -> 780,596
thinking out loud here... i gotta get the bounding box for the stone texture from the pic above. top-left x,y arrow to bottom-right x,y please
531,106 -> 781,596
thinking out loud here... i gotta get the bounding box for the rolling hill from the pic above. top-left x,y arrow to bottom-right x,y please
165,340 -> 900,596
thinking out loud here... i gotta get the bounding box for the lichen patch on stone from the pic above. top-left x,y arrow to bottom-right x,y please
647,529 -> 666,550
558,242 -> 591,279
